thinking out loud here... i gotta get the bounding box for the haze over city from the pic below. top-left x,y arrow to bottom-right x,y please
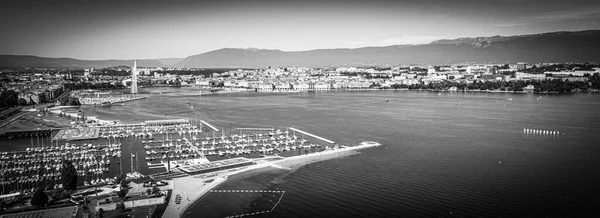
1,0 -> 600,60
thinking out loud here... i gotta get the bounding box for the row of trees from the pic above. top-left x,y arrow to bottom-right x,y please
383,79 -> 590,93
63,82 -> 125,90
522,63 -> 599,74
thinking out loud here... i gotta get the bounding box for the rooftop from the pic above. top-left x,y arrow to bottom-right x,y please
178,157 -> 253,174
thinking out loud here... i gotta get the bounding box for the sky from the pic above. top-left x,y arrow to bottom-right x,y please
1,0 -> 599,60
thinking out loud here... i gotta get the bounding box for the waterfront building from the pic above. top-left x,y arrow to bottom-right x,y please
275,82 -> 291,90
178,157 -> 255,175
517,62 -> 528,70
516,72 -> 547,80
257,83 -> 274,90
236,80 -> 249,88
196,80 -> 210,86
524,85 -> 535,93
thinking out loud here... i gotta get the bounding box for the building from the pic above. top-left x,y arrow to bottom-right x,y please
486,66 -> 497,74
516,72 -> 546,80
524,85 -> 535,93
178,157 -> 255,175
517,63 -> 528,70
293,82 -> 310,90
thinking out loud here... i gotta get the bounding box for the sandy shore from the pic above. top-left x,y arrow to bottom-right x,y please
162,176 -> 227,218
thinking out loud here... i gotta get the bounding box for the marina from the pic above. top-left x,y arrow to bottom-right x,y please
0,141 -> 121,194
0,87 -> 597,218
0,113 -> 369,198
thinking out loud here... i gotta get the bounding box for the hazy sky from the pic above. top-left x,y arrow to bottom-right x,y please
1,0 -> 599,59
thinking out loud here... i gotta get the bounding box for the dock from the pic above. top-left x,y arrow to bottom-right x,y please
288,127 -> 335,144
144,119 -> 189,126
200,120 -> 219,132
236,128 -> 275,131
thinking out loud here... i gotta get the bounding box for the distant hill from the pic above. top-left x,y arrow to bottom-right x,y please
0,55 -> 165,68
176,30 -> 600,68
1,30 -> 599,68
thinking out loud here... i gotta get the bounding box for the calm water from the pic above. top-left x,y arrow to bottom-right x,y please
8,87 -> 600,217
175,89 -> 600,218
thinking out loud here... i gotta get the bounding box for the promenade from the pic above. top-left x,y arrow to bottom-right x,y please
162,176 -> 226,218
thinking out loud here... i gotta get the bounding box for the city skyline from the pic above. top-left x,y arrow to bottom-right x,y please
1,0 -> 600,60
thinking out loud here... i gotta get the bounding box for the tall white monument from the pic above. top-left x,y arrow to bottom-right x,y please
131,60 -> 138,94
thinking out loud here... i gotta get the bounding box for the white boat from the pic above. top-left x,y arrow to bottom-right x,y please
359,141 -> 381,147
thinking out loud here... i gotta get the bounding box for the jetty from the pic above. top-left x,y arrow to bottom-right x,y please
288,127 -> 335,144
236,127 -> 274,134
236,127 -> 275,131
200,120 -> 219,132
145,119 -> 189,126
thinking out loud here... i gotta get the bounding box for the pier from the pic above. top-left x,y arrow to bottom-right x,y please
236,128 -> 275,131
288,127 -> 335,144
200,120 -> 219,132
144,119 -> 189,126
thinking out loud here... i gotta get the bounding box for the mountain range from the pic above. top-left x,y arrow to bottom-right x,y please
1,30 -> 599,69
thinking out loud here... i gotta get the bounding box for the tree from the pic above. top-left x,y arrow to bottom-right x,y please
82,205 -> 90,214
18,98 -> 28,106
117,174 -> 129,200
0,90 -> 19,108
98,208 -> 106,218
61,159 -> 78,191
146,188 -> 152,196
118,188 -> 128,200
31,189 -> 49,207
116,174 -> 128,188
152,187 -> 161,196
116,201 -> 126,214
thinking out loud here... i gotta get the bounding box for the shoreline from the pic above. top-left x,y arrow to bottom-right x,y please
192,87 -> 598,97
166,142 -> 381,218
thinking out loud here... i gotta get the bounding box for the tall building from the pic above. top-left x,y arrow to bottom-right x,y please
517,62 -> 527,71
131,60 -> 138,94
